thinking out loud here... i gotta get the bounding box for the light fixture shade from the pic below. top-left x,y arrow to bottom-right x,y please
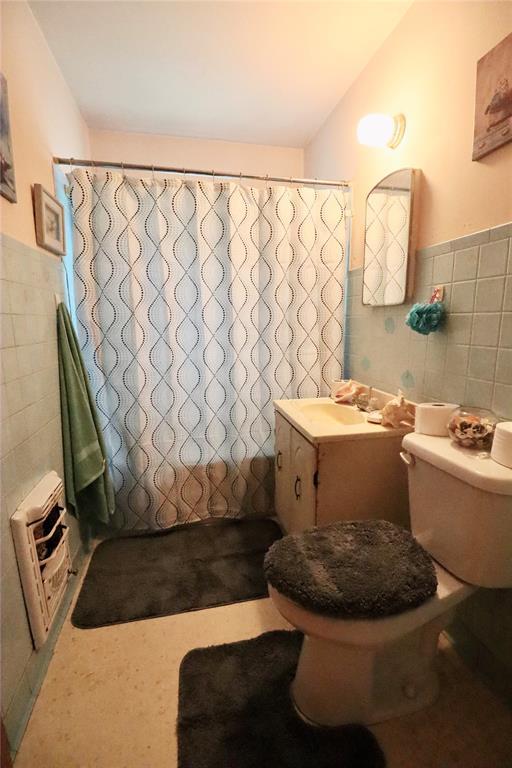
357,113 -> 405,148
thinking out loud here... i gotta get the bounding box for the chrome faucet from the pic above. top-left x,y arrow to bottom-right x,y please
354,386 -> 375,412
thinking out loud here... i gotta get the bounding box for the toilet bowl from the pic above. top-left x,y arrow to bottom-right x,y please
269,563 -> 473,725
266,432 -> 512,726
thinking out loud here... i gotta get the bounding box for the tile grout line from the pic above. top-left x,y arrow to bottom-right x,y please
439,249 -> 455,402
463,241 -> 482,406
491,243 -> 509,410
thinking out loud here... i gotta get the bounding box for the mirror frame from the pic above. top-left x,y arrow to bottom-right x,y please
362,168 -> 421,306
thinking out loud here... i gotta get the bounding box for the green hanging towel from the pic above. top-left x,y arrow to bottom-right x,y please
57,303 -> 115,534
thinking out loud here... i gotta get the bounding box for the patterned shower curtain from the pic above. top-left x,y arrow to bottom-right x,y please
69,169 -> 347,530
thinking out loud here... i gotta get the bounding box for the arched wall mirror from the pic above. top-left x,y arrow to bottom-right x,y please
362,168 -> 420,306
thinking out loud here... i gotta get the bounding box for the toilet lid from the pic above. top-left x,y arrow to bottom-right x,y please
264,520 -> 437,619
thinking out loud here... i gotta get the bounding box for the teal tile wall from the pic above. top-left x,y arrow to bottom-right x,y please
346,221 -> 512,703
0,233 -> 84,754
346,222 -> 512,418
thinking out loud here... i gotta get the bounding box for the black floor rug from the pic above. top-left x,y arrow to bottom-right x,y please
178,630 -> 386,768
72,519 -> 281,629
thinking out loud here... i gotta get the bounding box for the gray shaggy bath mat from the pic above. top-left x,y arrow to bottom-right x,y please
178,629 -> 386,768
264,520 -> 437,618
72,518 -> 281,628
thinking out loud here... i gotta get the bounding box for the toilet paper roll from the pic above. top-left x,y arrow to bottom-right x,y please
491,422 -> 512,469
414,402 -> 458,436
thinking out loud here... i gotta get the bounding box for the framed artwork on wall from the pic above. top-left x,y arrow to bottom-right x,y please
32,184 -> 66,256
0,73 -> 17,203
473,32 -> 512,160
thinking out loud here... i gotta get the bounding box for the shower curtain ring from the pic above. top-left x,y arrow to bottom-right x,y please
151,164 -> 156,182
211,169 -> 215,184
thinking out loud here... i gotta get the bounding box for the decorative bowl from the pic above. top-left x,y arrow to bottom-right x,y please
447,407 -> 499,450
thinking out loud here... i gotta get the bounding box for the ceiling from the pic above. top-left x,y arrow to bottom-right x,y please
29,1 -> 411,148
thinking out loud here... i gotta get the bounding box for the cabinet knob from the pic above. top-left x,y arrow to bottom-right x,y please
294,476 -> 302,500
276,451 -> 283,470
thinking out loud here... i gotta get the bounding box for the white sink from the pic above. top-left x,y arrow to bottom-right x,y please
274,396 -> 412,443
296,400 -> 366,426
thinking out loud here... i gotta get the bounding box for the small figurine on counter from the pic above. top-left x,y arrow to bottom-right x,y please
381,390 -> 416,429
330,379 -> 366,404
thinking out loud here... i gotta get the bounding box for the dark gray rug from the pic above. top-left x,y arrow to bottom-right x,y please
178,630 -> 386,768
72,519 -> 281,629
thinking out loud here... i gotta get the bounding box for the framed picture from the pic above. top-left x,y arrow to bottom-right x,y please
32,184 -> 66,256
0,73 -> 17,203
473,32 -> 512,160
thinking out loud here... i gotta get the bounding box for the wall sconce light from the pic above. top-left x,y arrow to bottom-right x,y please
357,113 -> 405,149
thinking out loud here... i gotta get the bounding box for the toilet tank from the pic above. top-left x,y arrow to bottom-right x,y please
401,433 -> 512,588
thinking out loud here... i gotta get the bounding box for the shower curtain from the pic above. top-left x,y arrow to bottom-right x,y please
69,169 -> 347,530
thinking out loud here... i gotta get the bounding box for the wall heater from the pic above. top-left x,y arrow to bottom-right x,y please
11,472 -> 72,649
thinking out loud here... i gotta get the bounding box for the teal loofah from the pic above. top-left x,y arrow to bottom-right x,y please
406,301 -> 445,335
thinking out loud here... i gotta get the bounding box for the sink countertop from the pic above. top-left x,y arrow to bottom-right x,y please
274,397 -> 413,444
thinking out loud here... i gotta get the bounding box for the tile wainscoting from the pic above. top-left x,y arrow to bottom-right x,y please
0,234 -> 84,755
346,222 -> 512,419
346,221 -> 512,704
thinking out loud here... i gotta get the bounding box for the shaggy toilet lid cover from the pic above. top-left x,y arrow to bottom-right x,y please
264,520 -> 438,619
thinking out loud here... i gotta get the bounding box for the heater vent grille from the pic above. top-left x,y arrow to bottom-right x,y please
11,472 -> 72,649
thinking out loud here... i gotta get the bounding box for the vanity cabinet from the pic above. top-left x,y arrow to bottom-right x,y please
274,408 -> 409,534
275,413 -> 317,534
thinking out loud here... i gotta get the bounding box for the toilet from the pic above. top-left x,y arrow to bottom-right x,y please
265,432 -> 512,727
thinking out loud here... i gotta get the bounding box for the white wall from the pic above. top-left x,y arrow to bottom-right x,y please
305,1 -> 512,269
90,129 -> 304,180
0,0 -> 90,752
0,1 -> 90,250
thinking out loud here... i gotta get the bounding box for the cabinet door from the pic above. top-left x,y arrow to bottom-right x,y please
274,412 -> 292,531
316,436 -> 409,528
288,428 -> 318,533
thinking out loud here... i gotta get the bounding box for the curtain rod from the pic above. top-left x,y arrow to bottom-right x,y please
53,157 -> 350,189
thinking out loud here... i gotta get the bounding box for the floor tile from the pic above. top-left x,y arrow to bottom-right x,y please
14,558 -> 512,768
